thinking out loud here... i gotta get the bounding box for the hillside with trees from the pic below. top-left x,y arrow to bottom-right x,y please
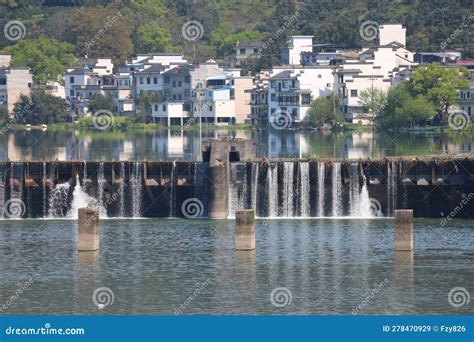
0,0 -> 472,70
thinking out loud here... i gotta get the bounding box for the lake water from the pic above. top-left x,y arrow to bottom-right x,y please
1,129 -> 472,161
1,218 -> 472,315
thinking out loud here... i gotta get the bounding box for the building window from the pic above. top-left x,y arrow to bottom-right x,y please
282,80 -> 288,88
172,81 -> 176,87
162,104 -> 166,111
70,90 -> 74,96
147,77 -> 151,84
318,75 -> 322,78
153,77 -> 158,84
70,76 -> 75,84
173,94 -> 176,100
240,48 -> 246,55
139,77 -> 144,84
253,48 -> 259,54
271,93 -> 276,101
209,105 -> 213,111
164,76 -> 169,84
301,94 -> 311,105
178,81 -> 182,87
291,80 -> 296,88
154,104 -> 158,111
178,94 -> 182,100
271,80 -> 276,88
327,83 -> 331,88
185,76 -> 190,83
351,89 -> 358,97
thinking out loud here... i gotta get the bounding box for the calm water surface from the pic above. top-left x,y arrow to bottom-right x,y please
0,129 -> 472,160
1,218 -> 473,315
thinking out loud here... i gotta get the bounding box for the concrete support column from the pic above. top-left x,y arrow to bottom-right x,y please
207,140 -> 230,219
235,209 -> 256,250
395,209 -> 413,251
78,208 -> 100,251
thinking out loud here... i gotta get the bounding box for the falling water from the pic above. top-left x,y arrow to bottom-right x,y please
131,162 -> 143,218
118,162 -> 126,217
42,162 -> 47,217
331,162 -> 342,217
317,162 -> 325,217
282,162 -> 294,217
67,175 -> 104,218
228,163 -> 240,219
48,181 -> 70,218
97,162 -> 105,210
349,163 -> 361,216
387,161 -> 396,216
299,162 -> 310,217
267,164 -> 278,217
250,163 -> 258,211
169,161 -> 176,217
359,175 -> 372,218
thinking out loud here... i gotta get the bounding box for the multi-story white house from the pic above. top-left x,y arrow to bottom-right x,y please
280,36 -> 314,65
0,66 -> 33,113
267,66 -> 335,124
235,41 -> 264,66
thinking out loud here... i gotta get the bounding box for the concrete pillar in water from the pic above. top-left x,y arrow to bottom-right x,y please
207,140 -> 230,219
394,209 -> 413,251
78,208 -> 100,251
235,209 -> 256,250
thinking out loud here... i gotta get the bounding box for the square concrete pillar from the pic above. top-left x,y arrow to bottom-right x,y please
395,209 -> 413,251
78,208 -> 100,251
235,209 -> 255,250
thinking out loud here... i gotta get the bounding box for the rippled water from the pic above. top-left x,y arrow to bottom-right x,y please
1,219 -> 473,315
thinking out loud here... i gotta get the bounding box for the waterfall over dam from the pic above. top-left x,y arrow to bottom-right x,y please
0,158 -> 472,219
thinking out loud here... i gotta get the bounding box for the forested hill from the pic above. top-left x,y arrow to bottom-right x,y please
0,0 -> 472,65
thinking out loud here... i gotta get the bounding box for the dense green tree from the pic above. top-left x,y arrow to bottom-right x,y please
2,35 -> 76,84
88,93 -> 114,114
305,95 -> 345,128
13,91 -> 70,125
136,22 -> 178,53
67,4 -> 133,62
376,84 -> 437,130
407,62 -> 469,122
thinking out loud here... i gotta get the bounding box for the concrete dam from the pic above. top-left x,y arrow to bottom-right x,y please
0,140 -> 473,219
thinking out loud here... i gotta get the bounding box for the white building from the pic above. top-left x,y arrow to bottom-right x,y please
0,67 -> 33,113
268,66 -> 335,124
280,36 -> 314,65
235,41 -> 264,66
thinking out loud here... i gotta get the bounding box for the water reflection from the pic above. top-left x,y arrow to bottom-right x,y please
0,128 -> 472,161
